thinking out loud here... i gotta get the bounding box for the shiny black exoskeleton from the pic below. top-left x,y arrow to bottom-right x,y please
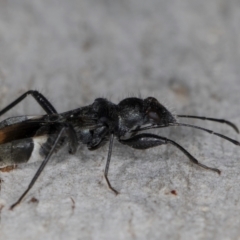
0,90 -> 239,210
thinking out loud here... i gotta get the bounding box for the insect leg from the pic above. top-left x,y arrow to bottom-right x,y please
87,126 -> 109,151
104,134 -> 119,195
10,127 -> 66,210
64,123 -> 78,154
0,90 -> 57,116
120,133 -> 220,174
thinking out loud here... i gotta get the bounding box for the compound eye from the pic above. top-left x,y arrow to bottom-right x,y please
147,111 -> 161,122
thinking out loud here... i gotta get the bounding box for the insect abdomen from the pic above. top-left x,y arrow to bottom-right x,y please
0,139 -> 34,167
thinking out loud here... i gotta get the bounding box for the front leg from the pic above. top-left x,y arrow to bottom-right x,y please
119,133 -> 220,174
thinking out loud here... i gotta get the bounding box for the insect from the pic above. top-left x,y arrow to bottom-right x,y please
0,90 -> 239,210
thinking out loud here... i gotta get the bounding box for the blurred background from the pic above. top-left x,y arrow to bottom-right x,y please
0,0 -> 240,239
0,0 -> 239,114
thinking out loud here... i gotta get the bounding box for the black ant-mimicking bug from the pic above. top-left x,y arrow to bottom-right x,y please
0,90 -> 239,210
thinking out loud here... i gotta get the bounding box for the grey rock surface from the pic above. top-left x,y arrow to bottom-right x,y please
0,0 -> 240,239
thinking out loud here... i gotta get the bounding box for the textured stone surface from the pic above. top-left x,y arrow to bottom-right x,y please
0,1 -> 240,239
